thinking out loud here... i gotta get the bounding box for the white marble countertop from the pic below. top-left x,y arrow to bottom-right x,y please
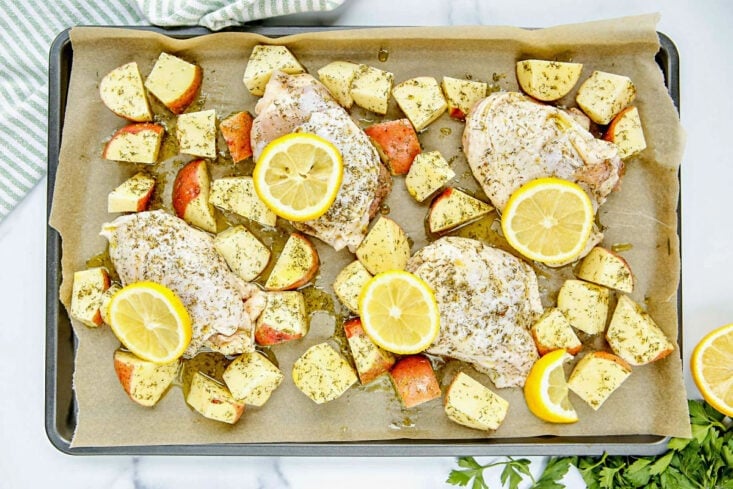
2,0 -> 731,487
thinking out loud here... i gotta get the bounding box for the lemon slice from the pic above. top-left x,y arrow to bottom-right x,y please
501,177 -> 594,265
692,323 -> 733,416
358,270 -> 440,355
524,349 -> 578,423
108,281 -> 192,364
253,132 -> 343,222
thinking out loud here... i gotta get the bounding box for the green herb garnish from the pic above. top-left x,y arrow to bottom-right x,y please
447,400 -> 732,488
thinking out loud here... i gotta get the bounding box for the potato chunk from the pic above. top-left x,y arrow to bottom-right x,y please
265,233 -> 319,291
177,109 -> 216,159
350,64 -> 394,114
405,150 -> 455,202
576,246 -> 634,293
603,106 -> 647,159
557,279 -> 610,335
576,70 -> 636,125
516,59 -> 583,102
344,318 -> 395,384
530,308 -> 582,356
606,295 -> 675,366
243,45 -> 305,96
428,187 -> 493,234
103,123 -> 164,164
255,291 -> 308,345
333,260 -> 372,314
113,349 -> 179,407
70,267 -> 111,328
186,372 -> 245,424
214,225 -> 270,282
392,76 -> 448,131
107,172 -> 156,213
223,351 -> 284,407
355,216 -> 411,274
99,61 -> 152,122
441,76 -> 487,120
292,343 -> 357,404
567,351 -> 631,411
317,61 -> 362,108
145,52 -> 202,114
444,371 -> 509,431
390,355 -> 441,408
209,176 -> 277,226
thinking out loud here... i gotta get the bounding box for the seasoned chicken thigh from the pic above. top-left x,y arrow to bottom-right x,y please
406,237 -> 541,388
463,91 -> 623,213
101,211 -> 266,358
251,71 -> 390,252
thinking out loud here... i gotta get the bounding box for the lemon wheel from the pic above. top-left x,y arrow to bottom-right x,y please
358,270 -> 440,355
253,132 -> 343,222
108,281 -> 192,364
501,177 -> 594,265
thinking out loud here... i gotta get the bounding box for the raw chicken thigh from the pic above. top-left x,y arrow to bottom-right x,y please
101,210 -> 266,357
406,237 -> 542,388
463,91 -> 623,213
251,70 -> 390,252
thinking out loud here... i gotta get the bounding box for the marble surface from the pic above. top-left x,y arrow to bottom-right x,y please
1,0 -> 731,487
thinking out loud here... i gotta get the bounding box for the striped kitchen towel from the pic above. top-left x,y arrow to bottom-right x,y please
0,0 -> 345,224
138,0 -> 345,30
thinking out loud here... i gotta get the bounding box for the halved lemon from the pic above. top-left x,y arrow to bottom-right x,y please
253,132 -> 343,222
108,281 -> 192,364
691,323 -> 733,416
524,349 -> 578,423
501,177 -> 594,265
358,270 -> 440,355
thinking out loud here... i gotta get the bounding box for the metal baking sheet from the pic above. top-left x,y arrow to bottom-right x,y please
45,26 -> 681,456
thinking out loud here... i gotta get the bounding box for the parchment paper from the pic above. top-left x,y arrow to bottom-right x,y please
49,14 -> 690,448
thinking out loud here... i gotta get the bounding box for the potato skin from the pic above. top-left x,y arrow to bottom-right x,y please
390,355 -> 441,408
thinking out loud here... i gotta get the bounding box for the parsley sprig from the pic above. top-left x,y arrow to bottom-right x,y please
447,400 -> 732,489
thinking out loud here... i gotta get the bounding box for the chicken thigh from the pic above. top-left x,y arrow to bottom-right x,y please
406,237 -> 542,388
251,70 -> 390,252
463,91 -> 623,213
101,210 -> 266,358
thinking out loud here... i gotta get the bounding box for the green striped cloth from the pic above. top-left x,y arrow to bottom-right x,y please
0,0 -> 344,223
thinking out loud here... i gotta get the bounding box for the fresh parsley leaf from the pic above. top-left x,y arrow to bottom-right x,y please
499,458 -> 532,489
598,465 -> 623,488
666,436 -> 691,451
471,475 -> 488,489
459,456 -> 482,470
623,458 -> 652,486
447,457 -> 485,488
719,479 -> 733,489
532,456 -> 574,489
447,467 -> 474,487
659,466 -> 698,489
648,451 -> 674,476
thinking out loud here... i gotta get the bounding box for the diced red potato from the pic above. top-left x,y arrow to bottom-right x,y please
264,233 -> 320,291
144,52 -> 202,114
364,119 -> 421,175
70,267 -> 111,328
254,291 -> 308,346
172,159 -> 218,233
255,326 -> 303,346
389,355 -> 441,408
107,172 -> 156,213
102,123 -> 165,164
220,111 -> 254,162
344,318 -> 396,384
113,349 -> 179,407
